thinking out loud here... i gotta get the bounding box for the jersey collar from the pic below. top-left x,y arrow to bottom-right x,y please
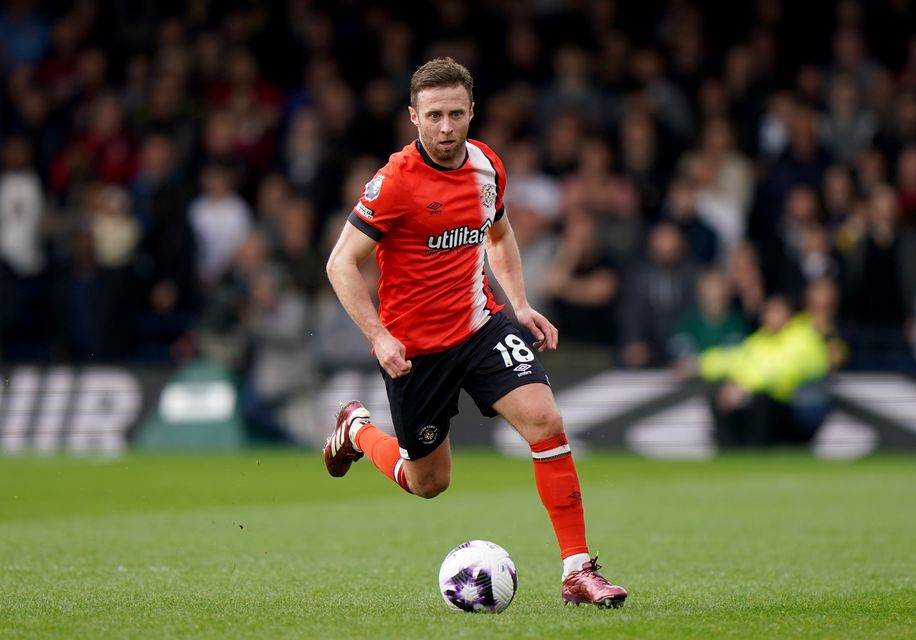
415,139 -> 468,171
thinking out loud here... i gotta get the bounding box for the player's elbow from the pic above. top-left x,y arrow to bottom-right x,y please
326,250 -> 347,283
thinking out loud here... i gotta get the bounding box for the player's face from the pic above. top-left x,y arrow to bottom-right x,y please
409,85 -> 474,169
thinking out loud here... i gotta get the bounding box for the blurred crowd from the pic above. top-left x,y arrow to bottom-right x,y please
2,0 -> 916,436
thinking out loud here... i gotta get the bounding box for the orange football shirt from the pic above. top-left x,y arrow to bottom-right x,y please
347,139 -> 507,358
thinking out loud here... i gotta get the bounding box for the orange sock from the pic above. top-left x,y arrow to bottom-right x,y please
354,424 -> 411,493
531,433 -> 589,558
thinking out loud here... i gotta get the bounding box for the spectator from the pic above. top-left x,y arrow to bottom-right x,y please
188,162 -> 252,288
0,135 -> 47,357
620,222 -> 698,367
727,241 -> 767,328
820,73 -> 877,163
700,295 -> 832,447
274,196 -> 323,296
681,117 -> 755,246
0,136 -> 45,277
660,175 -> 720,265
542,208 -> 619,346
254,172 -> 292,242
759,184 -> 822,296
617,107 -> 671,215
821,164 -> 857,232
669,269 -> 747,363
757,102 -> 831,235
239,266 -> 316,443
282,107 -> 326,194
49,227 -> 99,359
49,93 -> 136,196
132,135 -> 197,358
86,184 -> 140,358
896,144 -> 916,226
0,0 -> 50,72
840,184 -> 916,369
502,139 -> 562,311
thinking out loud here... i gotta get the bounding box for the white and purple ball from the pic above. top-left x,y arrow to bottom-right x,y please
438,540 -> 517,613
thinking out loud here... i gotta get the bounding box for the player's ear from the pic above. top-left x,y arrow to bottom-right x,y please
469,101 -> 474,122
408,106 -> 419,127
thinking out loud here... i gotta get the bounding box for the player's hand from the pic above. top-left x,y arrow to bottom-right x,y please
515,306 -> 559,352
373,332 -> 413,378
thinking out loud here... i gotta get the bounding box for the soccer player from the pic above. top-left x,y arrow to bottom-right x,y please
324,57 -> 627,608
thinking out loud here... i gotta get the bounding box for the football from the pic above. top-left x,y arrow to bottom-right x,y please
438,540 -> 518,613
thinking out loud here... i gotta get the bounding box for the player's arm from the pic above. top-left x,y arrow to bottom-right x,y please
326,222 -> 412,378
486,215 -> 559,351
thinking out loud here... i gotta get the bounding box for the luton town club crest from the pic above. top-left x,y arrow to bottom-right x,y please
418,425 -> 438,444
364,174 -> 384,201
480,183 -> 497,208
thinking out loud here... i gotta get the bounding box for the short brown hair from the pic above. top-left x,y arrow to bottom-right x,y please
409,57 -> 474,108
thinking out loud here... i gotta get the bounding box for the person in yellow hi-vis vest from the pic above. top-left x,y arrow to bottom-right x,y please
698,293 -> 834,446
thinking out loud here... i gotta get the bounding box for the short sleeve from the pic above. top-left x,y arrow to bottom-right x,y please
347,164 -> 406,240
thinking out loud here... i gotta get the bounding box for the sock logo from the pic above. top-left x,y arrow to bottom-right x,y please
427,219 -> 492,251
568,491 -> 582,502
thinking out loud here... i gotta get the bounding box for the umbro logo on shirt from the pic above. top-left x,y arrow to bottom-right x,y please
426,201 -> 443,213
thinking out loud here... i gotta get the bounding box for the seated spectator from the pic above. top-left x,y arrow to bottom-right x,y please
620,222 -> 697,367
669,269 -> 747,364
699,295 -> 833,447
542,208 -> 619,346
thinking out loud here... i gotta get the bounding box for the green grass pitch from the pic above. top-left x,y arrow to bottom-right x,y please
1,451 -> 914,639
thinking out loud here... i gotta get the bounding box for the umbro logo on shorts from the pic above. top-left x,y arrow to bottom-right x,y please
514,363 -> 532,377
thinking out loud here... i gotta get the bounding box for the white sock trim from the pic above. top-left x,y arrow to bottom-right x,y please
348,409 -> 371,452
531,444 -> 571,461
562,553 -> 591,580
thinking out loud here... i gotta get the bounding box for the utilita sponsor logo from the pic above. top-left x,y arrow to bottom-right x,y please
427,219 -> 492,251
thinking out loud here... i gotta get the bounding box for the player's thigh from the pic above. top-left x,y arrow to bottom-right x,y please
491,383 -> 564,445
403,435 -> 452,492
462,313 -> 554,439
383,350 -> 462,461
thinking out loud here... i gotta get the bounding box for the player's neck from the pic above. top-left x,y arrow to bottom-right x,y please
415,139 -> 468,171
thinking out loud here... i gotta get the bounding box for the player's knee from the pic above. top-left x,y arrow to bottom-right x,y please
411,473 -> 450,499
534,409 -> 563,440
528,408 -> 564,442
